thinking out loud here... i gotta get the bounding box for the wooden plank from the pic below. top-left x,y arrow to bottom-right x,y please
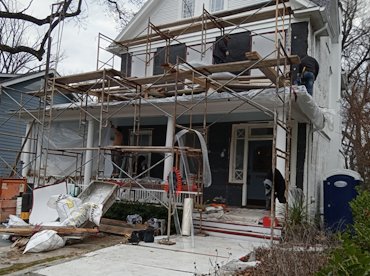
0,227 -> 99,237
130,55 -> 300,85
246,51 -> 288,87
55,69 -> 122,85
156,1 -> 284,30
101,218 -> 147,229
119,5 -> 291,47
99,224 -> 132,236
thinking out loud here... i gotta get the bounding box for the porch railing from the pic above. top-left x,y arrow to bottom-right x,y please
117,187 -> 201,206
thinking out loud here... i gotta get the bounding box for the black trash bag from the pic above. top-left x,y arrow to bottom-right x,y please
128,231 -> 141,245
143,228 -> 154,243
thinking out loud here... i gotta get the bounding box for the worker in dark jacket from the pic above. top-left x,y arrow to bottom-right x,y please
263,168 -> 287,210
298,54 -> 319,95
213,35 -> 230,64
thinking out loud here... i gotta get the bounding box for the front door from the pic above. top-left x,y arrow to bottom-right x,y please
246,140 -> 272,207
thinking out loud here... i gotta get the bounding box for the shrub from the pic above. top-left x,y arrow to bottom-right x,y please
317,188 -> 370,275
104,200 -> 182,233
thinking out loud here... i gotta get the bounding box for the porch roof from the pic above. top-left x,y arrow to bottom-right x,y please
19,85 -> 325,130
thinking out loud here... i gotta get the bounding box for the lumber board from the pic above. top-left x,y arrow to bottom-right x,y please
129,55 -> 300,85
119,5 -> 291,47
157,1 -> 284,30
99,219 -> 146,236
98,224 -> 133,236
100,218 -> 147,229
0,226 -> 99,236
55,69 -> 122,85
246,51 -> 288,87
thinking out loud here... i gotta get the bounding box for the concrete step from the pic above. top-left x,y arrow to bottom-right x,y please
193,218 -> 281,241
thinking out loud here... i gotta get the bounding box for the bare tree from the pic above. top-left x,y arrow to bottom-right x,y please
341,0 -> 370,186
0,14 -> 37,73
0,0 -> 146,70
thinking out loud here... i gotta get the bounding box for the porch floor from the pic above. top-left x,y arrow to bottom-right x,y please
194,207 -> 271,226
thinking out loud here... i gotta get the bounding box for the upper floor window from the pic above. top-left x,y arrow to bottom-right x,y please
210,0 -> 224,13
182,0 -> 195,18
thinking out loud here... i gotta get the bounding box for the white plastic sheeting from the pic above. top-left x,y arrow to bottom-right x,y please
38,121 -> 113,178
175,129 -> 212,187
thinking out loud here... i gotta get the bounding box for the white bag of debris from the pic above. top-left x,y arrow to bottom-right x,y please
127,214 -> 142,225
47,194 -> 82,222
8,215 -> 29,226
61,202 -> 103,227
23,230 -> 65,254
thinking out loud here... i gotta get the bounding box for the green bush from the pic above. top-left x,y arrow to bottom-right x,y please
349,188 -> 370,251
317,189 -> 370,275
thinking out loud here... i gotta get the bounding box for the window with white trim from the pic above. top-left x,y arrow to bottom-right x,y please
182,0 -> 195,18
210,0 -> 224,12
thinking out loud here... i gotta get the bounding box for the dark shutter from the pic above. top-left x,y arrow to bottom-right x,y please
291,22 -> 308,82
213,31 -> 251,74
121,53 -> 132,77
153,43 -> 186,75
295,123 -> 307,190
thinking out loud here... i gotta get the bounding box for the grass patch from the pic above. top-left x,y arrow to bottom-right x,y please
0,255 -> 71,275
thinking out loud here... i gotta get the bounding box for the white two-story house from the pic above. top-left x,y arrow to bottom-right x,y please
20,0 -> 343,221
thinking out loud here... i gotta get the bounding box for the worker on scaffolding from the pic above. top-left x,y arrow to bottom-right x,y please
110,122 -> 124,178
297,54 -> 319,95
213,35 -> 230,64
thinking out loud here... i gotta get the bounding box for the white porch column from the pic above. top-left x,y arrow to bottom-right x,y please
276,112 -> 287,177
163,116 -> 174,180
21,122 -> 32,177
84,119 -> 95,187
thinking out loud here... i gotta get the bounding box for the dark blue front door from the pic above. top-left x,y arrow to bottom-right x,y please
247,140 -> 272,207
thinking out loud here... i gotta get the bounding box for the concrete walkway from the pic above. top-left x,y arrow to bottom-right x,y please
31,235 -> 268,275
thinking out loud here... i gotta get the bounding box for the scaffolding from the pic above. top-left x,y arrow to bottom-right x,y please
3,0 -> 300,241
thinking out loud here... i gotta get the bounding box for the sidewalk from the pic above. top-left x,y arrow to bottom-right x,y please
28,235 -> 267,276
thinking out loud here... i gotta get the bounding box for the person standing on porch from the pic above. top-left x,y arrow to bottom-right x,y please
110,122 -> 124,178
297,54 -> 319,95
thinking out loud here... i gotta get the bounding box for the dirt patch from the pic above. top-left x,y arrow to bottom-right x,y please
0,233 -> 125,275
237,245 -> 329,276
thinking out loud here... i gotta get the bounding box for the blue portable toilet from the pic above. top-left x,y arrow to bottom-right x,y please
323,169 -> 362,232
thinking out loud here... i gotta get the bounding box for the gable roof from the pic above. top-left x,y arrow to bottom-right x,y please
114,0 -> 157,42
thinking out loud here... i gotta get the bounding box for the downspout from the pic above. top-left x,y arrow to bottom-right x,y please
84,119 -> 95,187
305,124 -> 313,218
312,23 -> 328,58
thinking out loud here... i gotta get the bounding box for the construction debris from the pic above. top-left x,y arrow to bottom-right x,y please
99,218 -> 146,237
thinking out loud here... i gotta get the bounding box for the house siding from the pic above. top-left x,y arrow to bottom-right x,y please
0,88 -> 39,177
0,75 -> 73,177
228,0 -> 268,10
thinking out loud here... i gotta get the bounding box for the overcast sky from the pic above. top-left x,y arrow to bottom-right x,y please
18,1 -> 141,76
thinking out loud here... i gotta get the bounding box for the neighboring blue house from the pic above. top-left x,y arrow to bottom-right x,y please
0,70 -> 76,177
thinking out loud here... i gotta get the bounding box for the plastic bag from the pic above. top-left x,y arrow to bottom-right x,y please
61,202 -> 103,227
47,194 -> 82,222
7,215 -> 29,227
146,218 -> 159,229
127,214 -> 142,225
23,230 -> 65,254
